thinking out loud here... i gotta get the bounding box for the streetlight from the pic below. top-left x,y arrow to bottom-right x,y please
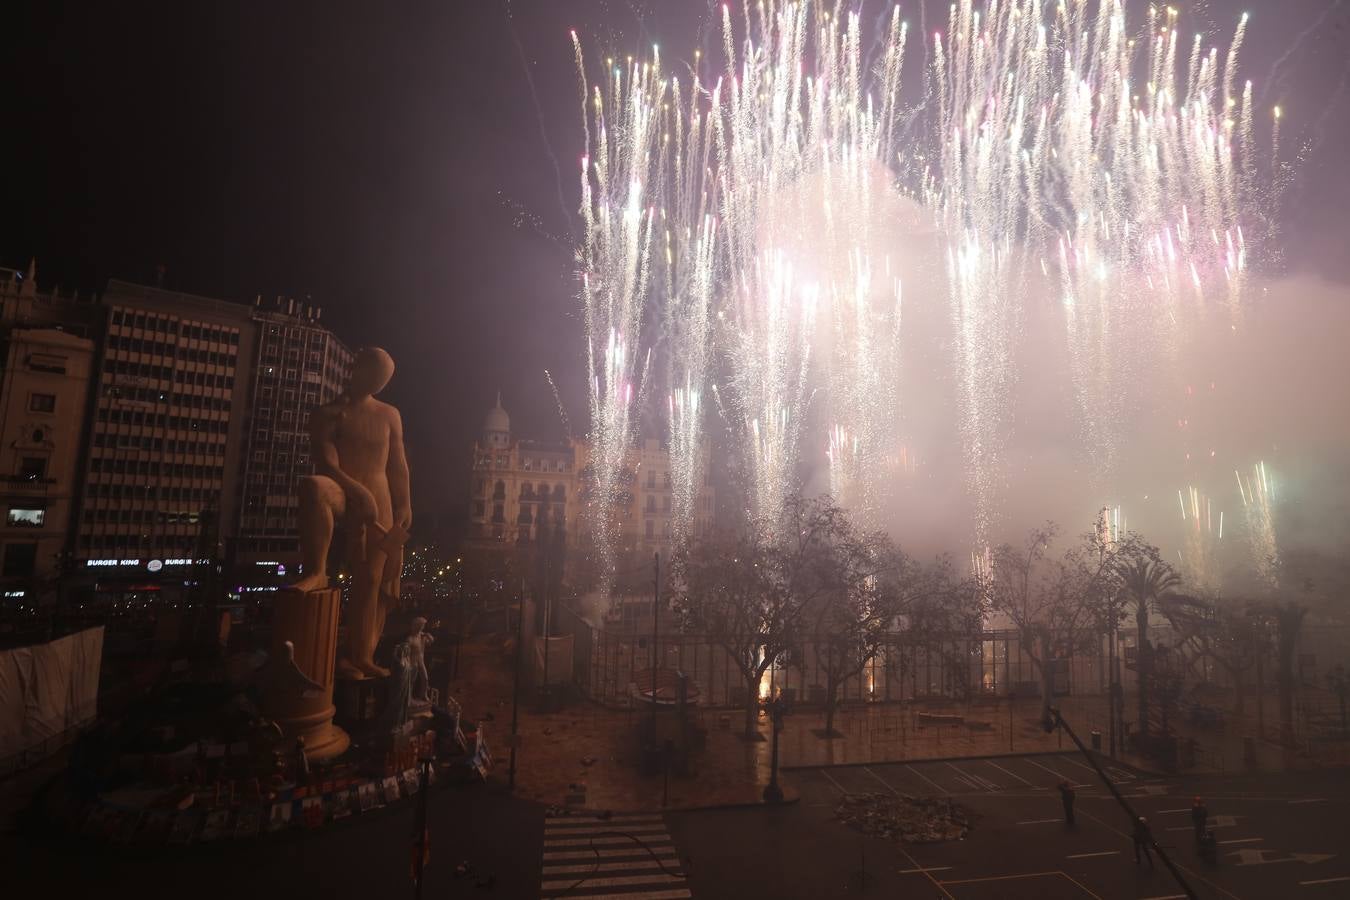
1042,706 -> 1198,899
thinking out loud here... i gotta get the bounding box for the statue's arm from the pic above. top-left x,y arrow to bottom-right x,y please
388,406 -> 412,530
311,405 -> 366,501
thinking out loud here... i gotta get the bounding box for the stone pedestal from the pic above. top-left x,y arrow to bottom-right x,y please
264,588 -> 350,761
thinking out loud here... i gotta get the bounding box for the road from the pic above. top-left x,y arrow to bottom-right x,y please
7,752 -> 1345,899
665,753 -> 1350,899
4,779 -> 545,900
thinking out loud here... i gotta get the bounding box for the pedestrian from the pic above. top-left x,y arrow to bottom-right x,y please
1133,816 -> 1154,867
1058,781 -> 1076,826
1191,796 -> 1208,843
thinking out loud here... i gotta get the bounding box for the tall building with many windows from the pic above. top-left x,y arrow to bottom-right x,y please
75,280 -> 256,572
0,263 -> 359,605
234,297 -> 353,575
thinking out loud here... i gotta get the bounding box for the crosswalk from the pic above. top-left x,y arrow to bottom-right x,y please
539,812 -> 691,899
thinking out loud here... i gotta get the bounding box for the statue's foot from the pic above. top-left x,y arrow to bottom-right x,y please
355,659 -> 390,678
288,573 -> 330,594
336,658 -> 367,680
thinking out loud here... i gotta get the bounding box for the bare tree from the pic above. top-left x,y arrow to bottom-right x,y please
672,494 -> 855,737
804,529 -> 910,737
986,521 -> 1125,715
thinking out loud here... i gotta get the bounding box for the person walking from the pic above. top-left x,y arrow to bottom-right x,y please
1191,796 -> 1209,843
1133,816 -> 1155,867
1058,782 -> 1076,826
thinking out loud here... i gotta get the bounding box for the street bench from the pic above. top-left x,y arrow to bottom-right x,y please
916,712 -> 964,728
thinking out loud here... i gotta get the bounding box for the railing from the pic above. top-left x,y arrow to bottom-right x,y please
552,605 -> 1108,709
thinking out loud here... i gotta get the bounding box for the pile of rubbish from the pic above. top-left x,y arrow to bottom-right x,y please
834,792 -> 973,843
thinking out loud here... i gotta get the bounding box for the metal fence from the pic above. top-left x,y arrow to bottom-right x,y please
553,603 -> 1109,709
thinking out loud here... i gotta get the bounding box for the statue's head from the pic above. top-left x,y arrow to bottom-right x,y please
349,347 -> 394,397
411,616 -> 427,634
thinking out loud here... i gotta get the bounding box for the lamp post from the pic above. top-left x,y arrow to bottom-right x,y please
1043,706 -> 1197,899
763,692 -> 789,803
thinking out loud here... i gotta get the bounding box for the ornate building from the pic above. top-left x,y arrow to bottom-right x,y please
466,396 -> 714,563
0,266 -> 96,598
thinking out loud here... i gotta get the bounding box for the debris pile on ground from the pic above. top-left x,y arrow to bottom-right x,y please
834,792 -> 973,843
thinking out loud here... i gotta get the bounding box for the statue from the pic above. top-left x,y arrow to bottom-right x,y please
291,347 -> 412,678
386,641 -> 413,731
407,617 -> 434,710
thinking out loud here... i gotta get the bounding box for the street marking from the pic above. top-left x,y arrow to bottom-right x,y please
1157,808 -> 1192,814
540,873 -> 686,890
544,891 -> 690,900
1219,838 -> 1264,845
818,768 -> 851,795
899,866 -> 953,874
947,761 -> 1000,791
906,763 -> 951,796
985,758 -> 1038,787
938,871 -> 1104,900
1058,754 -> 1135,782
1016,818 -> 1061,825
543,848 -> 679,861
545,814 -> 663,824
1140,895 -> 1188,899
544,823 -> 668,836
1075,806 -> 1244,900
542,859 -> 676,875
1230,849 -> 1336,866
864,766 -> 900,795
1300,876 -> 1350,886
1024,757 -> 1081,785
895,830 -> 957,899
544,835 -> 674,847
1168,824 -> 1232,831
1067,851 -> 1120,859
1289,798 -> 1329,805
941,871 -> 1062,884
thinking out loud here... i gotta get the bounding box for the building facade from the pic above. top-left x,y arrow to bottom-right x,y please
0,327 -> 94,597
0,262 -> 359,606
466,396 -> 714,563
234,297 -> 353,577
74,280 -> 257,577
0,263 -> 101,605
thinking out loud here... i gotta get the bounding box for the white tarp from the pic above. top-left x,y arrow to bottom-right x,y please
0,627 -> 104,764
532,634 -> 573,686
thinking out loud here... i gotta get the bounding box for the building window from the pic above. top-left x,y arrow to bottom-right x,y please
2,543 -> 37,577
18,457 -> 47,481
28,393 -> 57,413
645,520 -> 654,539
6,508 -> 45,527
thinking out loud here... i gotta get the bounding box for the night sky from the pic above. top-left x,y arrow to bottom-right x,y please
4,0 -> 1348,540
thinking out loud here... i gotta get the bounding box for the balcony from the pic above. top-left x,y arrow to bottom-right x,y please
2,475 -> 57,493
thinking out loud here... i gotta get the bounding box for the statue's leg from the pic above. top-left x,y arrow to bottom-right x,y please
350,544 -> 390,677
292,475 -> 344,592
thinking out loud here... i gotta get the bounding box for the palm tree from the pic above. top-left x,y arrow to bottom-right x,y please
1119,556 -> 1182,738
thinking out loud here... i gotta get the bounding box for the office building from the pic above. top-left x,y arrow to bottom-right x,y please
234,297 -> 353,580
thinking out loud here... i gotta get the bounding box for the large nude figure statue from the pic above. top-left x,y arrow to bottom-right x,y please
291,347 -> 411,678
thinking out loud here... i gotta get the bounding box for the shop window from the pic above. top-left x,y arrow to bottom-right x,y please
6,508 -> 45,527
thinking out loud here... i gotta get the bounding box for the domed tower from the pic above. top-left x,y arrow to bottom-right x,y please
483,392 -> 510,449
